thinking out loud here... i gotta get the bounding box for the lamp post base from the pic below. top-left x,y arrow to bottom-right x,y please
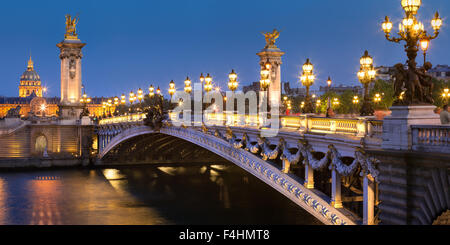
360,101 -> 374,116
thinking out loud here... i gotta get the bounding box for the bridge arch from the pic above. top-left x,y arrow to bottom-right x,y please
97,125 -> 358,225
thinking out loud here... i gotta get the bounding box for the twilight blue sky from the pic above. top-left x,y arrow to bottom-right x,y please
0,0 -> 449,97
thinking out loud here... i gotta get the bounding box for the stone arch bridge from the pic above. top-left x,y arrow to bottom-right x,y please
96,113 -> 450,225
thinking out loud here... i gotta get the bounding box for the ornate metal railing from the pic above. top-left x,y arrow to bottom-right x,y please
411,125 -> 450,153
99,113 -> 146,125
165,112 -> 383,139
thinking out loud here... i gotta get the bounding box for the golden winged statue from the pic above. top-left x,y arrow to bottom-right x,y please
65,14 -> 79,39
262,29 -> 280,48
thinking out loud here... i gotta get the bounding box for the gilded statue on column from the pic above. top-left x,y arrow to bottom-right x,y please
262,29 -> 280,49
65,14 -> 79,40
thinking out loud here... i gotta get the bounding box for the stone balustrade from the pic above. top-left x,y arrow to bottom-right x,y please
411,125 -> 450,153
98,113 -> 146,125
166,112 -> 383,139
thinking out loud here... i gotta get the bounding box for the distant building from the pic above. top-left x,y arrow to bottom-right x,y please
243,82 -> 261,94
283,82 -> 306,96
428,65 -> 450,81
0,57 -> 107,118
319,84 -> 363,95
376,66 -> 395,81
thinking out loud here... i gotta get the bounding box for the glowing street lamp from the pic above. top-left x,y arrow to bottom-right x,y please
149,85 -> 155,97
419,37 -> 430,64
382,1 -> 443,105
228,69 -> 238,92
442,88 -> 450,102
300,58 -> 315,113
129,91 -> 135,105
204,74 -> 212,93
332,98 -> 340,107
137,88 -> 143,103
184,76 -> 192,94
357,50 -> 376,116
121,94 -> 126,105
168,80 -> 176,99
260,60 -> 271,90
156,86 -> 161,96
374,93 -> 382,103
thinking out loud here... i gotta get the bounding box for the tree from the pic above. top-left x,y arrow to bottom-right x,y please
432,78 -> 450,108
369,79 -> 395,110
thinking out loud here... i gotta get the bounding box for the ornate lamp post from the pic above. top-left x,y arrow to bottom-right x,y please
113,96 -> 119,115
149,85 -> 155,97
121,94 -> 126,105
204,74 -> 212,93
357,51 -> 376,116
168,80 -> 175,99
184,76 -> 192,94
80,92 -> 91,116
260,61 -> 271,91
300,58 -> 315,113
382,0 -> 443,104
326,76 -> 333,117
129,91 -> 135,113
228,69 -> 238,92
156,86 -> 161,96
137,88 -> 144,112
107,99 -> 112,117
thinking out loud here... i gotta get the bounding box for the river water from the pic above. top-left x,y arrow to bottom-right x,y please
0,164 -> 320,225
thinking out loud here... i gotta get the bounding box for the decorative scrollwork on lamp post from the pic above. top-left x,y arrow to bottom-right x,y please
357,51 -> 376,116
300,58 -> 315,113
382,0 -> 443,105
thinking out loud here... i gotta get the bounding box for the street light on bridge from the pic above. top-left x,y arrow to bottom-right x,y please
156,86 -> 161,96
442,88 -> 450,103
260,61 -> 271,90
382,0 -> 443,105
228,69 -> 238,92
204,74 -> 212,93
184,76 -> 192,94
357,50 -> 376,116
300,58 -> 315,113
121,94 -> 126,105
419,37 -> 430,64
149,85 -> 155,97
168,80 -> 175,99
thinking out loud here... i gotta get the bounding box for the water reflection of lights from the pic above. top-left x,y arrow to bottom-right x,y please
157,167 -> 177,176
102,169 -> 126,180
210,165 -> 226,170
29,176 -> 63,225
0,178 -> 5,224
102,169 -> 128,195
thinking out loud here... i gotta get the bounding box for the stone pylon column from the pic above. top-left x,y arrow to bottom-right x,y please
257,47 -> 284,112
56,38 -> 86,119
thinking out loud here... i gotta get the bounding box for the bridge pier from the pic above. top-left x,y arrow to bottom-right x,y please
304,163 -> 314,189
331,168 -> 343,209
363,174 -> 375,225
281,158 -> 290,174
